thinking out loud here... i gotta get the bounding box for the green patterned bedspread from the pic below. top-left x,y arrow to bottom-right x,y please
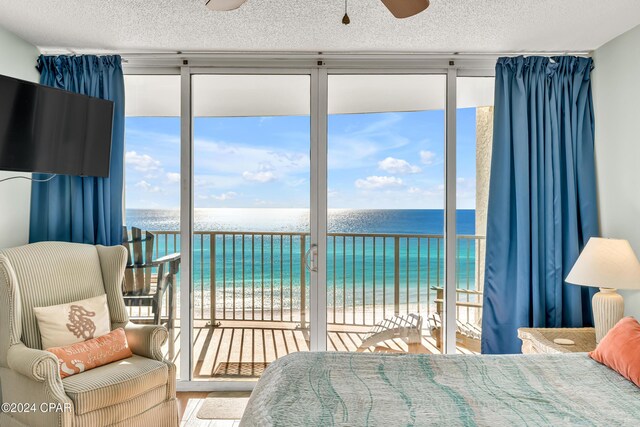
240,352 -> 640,426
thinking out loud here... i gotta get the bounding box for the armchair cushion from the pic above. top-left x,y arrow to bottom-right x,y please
62,354 -> 168,415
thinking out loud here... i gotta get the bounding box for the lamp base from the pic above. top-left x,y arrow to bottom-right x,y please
593,288 -> 624,343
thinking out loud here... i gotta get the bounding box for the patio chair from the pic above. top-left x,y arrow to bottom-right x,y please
429,286 -> 482,353
357,313 -> 424,352
122,226 -> 180,328
0,242 -> 177,427
427,313 -> 482,353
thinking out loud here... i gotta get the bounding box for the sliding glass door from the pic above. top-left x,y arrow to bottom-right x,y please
325,73 -> 447,354
122,65 -> 495,385
123,74 -> 182,377
454,77 -> 495,354
189,72 -> 320,381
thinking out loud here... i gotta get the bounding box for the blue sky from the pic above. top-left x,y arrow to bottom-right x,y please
124,108 -> 477,210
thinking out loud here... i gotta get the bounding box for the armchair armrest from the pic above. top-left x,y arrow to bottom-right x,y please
7,343 -> 60,383
6,342 -> 73,419
124,322 -> 168,361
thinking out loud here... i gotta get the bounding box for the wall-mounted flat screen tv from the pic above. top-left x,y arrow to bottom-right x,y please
0,74 -> 114,178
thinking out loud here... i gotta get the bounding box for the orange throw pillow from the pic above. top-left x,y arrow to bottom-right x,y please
589,316 -> 640,387
46,328 -> 133,378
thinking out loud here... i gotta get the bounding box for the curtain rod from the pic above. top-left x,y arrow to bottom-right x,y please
39,50 -> 593,61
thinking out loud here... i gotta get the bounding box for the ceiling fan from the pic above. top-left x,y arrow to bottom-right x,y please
205,0 -> 430,19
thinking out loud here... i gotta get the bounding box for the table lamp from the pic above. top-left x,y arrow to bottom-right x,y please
566,238 -> 640,342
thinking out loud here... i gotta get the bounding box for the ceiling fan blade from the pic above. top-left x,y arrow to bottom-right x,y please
381,0 -> 430,18
205,0 -> 248,11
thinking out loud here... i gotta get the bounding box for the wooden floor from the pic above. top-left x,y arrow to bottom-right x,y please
162,319 -> 477,380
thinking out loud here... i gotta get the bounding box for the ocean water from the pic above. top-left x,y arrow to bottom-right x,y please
126,209 -> 482,319
126,208 -> 475,234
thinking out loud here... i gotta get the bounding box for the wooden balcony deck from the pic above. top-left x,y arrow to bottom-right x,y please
161,320 -> 478,380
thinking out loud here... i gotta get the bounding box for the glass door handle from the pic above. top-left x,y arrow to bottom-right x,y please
305,244 -> 318,272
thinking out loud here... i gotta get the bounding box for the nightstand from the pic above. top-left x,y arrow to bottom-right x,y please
517,327 -> 596,354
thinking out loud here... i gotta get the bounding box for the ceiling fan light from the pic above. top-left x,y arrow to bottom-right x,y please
205,0 -> 248,11
381,0 -> 430,19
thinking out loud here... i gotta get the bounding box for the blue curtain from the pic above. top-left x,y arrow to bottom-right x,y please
482,56 -> 599,354
29,55 -> 124,246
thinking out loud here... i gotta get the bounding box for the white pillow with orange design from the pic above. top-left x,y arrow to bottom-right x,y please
33,294 -> 111,350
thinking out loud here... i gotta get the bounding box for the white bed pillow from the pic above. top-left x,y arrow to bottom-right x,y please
34,294 -> 111,349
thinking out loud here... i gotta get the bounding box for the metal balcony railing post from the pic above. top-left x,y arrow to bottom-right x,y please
209,233 -> 216,325
394,236 -> 400,316
300,234 -> 307,329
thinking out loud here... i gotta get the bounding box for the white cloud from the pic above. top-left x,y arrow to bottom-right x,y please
194,138 -> 309,178
355,176 -> 403,190
378,157 -> 421,174
253,198 -> 274,206
194,174 -> 244,190
286,178 -> 307,187
126,151 -> 162,173
407,184 -> 444,197
354,113 -> 403,134
135,180 -> 162,193
166,172 -> 180,183
242,170 -> 276,183
420,150 -> 436,165
211,191 -> 237,201
328,113 -> 410,170
456,177 -> 477,208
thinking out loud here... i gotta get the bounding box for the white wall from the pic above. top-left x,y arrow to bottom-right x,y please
593,24 -> 640,317
0,26 -> 39,249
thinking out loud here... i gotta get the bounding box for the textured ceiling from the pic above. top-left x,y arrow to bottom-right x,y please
0,0 -> 639,53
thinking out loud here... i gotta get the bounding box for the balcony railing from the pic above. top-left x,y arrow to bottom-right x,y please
141,231 -> 485,327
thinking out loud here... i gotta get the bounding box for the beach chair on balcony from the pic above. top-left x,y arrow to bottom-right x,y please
122,226 -> 181,328
427,313 -> 482,353
357,313 -> 424,353
428,286 -> 482,353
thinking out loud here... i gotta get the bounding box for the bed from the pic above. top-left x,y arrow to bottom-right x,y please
240,351 -> 640,426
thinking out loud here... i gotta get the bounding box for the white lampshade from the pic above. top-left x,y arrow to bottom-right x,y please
566,238 -> 640,290
206,0 -> 247,11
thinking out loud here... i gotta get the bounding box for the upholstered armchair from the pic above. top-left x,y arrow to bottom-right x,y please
0,242 -> 178,427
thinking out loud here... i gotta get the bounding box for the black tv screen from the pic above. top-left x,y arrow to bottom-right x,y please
0,74 -> 114,177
